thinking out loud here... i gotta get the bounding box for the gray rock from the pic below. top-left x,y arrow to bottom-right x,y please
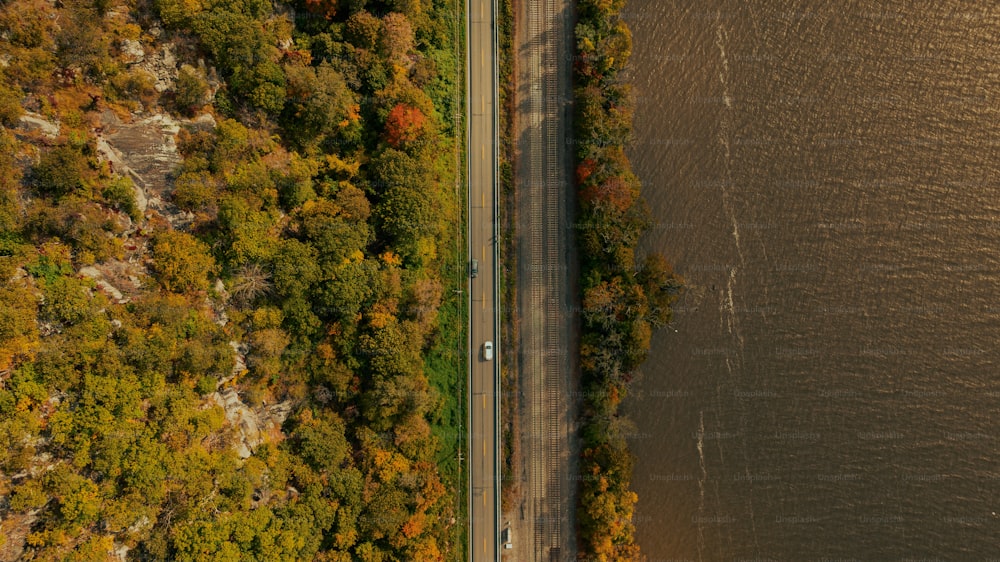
210,387 -> 294,460
76,261 -> 145,303
191,112 -> 217,132
95,136 -> 149,214
0,511 -> 38,562
211,388 -> 259,459
229,341 -> 248,379
120,39 -> 144,64
146,44 -> 177,93
17,112 -> 60,139
127,515 -> 151,534
77,267 -> 126,303
99,113 -> 188,227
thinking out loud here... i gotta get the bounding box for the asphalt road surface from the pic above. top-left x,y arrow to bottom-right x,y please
466,0 -> 500,560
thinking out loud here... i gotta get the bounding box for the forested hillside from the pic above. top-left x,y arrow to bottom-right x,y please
0,0 -> 463,559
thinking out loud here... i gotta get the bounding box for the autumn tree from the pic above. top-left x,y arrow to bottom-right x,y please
292,409 -> 350,473
30,144 -> 89,199
46,465 -> 102,526
174,64 -> 210,116
218,195 -> 281,267
210,119 -> 255,175
578,440 -> 641,562
573,1 -> 680,559
173,170 -> 218,212
403,277 -> 442,336
358,313 -> 433,429
636,253 -> 682,328
276,153 -> 319,210
345,10 -> 381,50
0,79 -> 23,127
190,2 -> 286,114
151,231 -> 215,293
379,13 -> 414,63
385,0 -> 422,19
0,283 -> 39,372
0,131 -> 21,232
247,307 -> 290,379
54,6 -> 112,78
384,103 -> 426,149
101,175 -> 141,222
0,0 -> 463,558
302,0 -> 337,20
265,239 -> 314,300
282,62 -> 360,151
369,148 -> 439,265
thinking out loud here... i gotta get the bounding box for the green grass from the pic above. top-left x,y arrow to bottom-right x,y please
422,0 -> 468,558
427,294 -> 464,473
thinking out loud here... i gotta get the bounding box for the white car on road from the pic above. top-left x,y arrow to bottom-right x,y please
482,341 -> 493,361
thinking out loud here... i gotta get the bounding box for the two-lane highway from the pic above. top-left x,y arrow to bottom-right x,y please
466,0 -> 499,560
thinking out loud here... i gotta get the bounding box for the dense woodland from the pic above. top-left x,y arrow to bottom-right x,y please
573,0 -> 682,560
0,0 -> 464,559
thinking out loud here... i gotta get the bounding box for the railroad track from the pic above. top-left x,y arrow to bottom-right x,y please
521,0 -> 567,558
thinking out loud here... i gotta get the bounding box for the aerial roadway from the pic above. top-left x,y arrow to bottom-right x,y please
465,0 -> 500,562
466,0 -> 500,559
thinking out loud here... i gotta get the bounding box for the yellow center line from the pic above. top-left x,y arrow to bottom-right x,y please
483,439 -> 486,456
483,394 -> 486,409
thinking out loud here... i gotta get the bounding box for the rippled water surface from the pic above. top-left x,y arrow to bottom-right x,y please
622,1 -> 1000,559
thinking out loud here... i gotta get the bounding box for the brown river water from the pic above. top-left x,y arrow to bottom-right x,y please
622,1 -> 1000,559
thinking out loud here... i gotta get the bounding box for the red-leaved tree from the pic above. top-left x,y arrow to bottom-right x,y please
303,0 -> 336,20
385,103 -> 426,149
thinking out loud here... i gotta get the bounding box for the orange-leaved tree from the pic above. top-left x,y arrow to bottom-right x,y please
384,103 -> 426,149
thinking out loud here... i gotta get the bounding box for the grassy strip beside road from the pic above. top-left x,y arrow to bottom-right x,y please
426,0 -> 468,557
426,286 -> 466,557
571,0 -> 685,560
496,0 -> 521,515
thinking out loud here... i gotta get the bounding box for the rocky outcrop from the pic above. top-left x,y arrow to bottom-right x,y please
105,113 -> 182,193
209,344 -> 293,460
227,341 -> 248,381
137,43 -> 177,93
16,112 -> 60,140
119,39 -> 145,64
210,388 -> 294,459
94,107 -> 220,231
0,511 -> 38,562
189,112 -> 217,132
95,111 -> 193,228
77,260 -> 145,304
